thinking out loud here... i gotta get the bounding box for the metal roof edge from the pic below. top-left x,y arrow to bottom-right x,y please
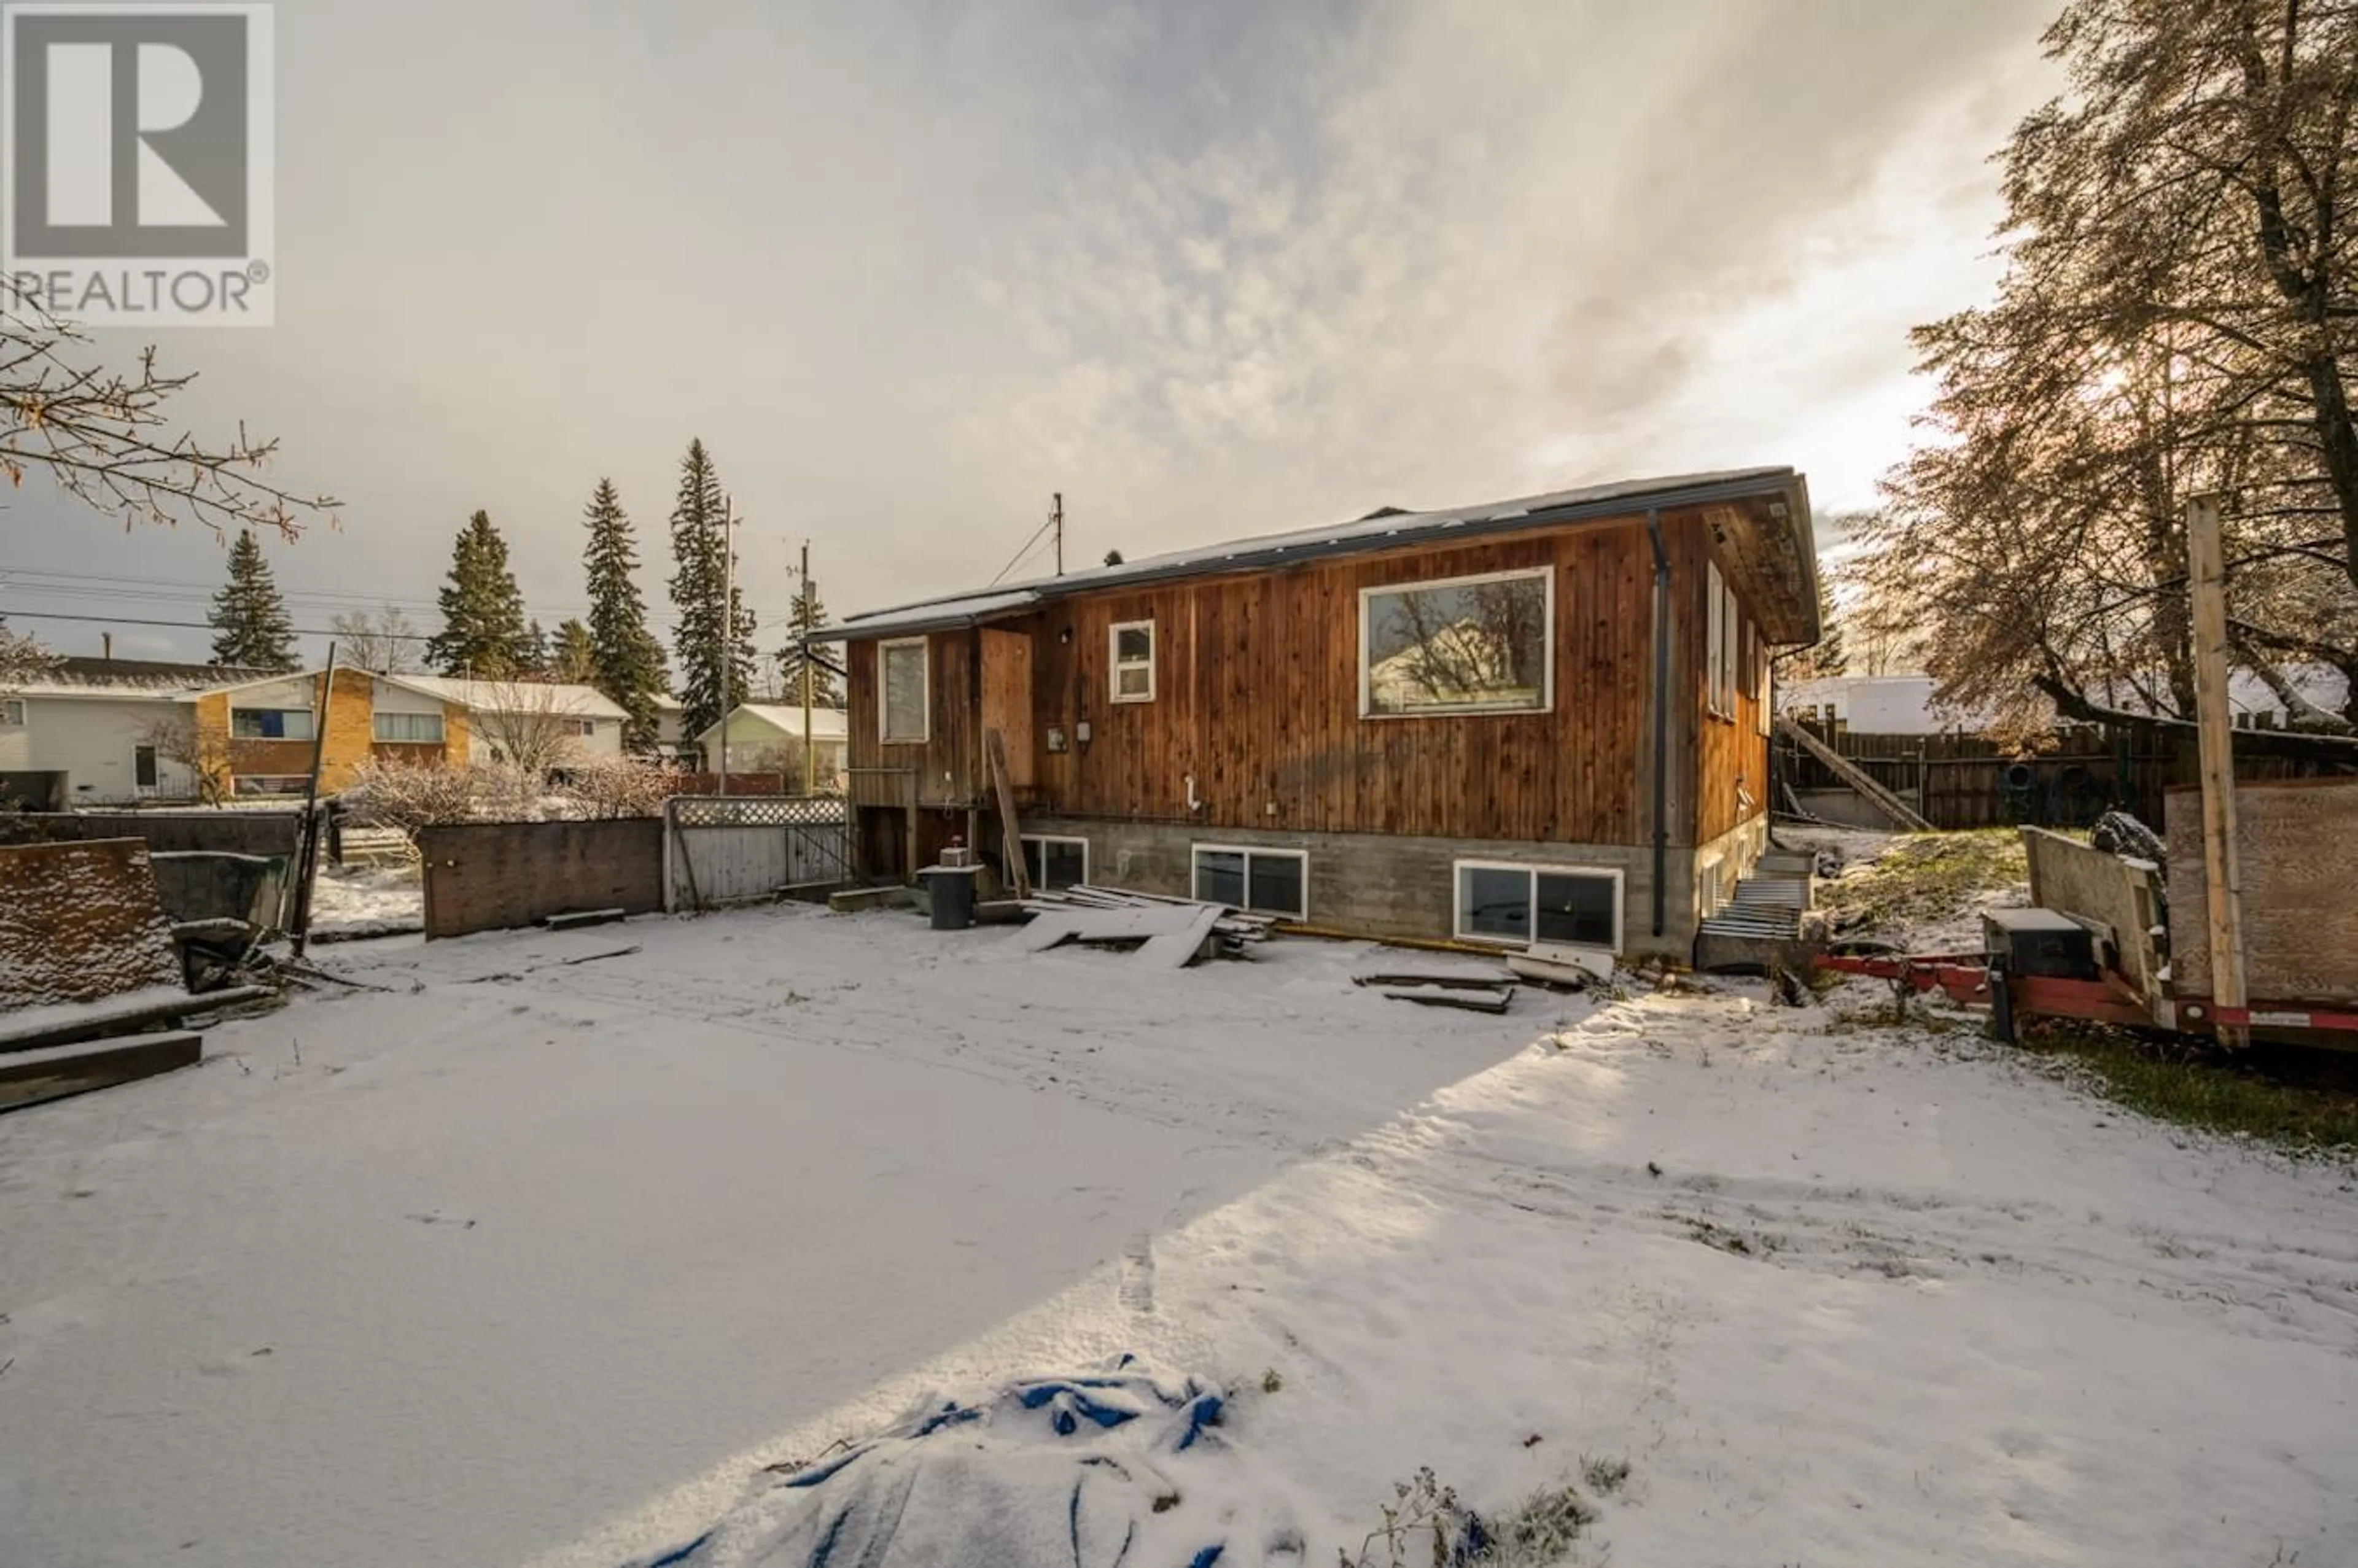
840,468 -> 1804,637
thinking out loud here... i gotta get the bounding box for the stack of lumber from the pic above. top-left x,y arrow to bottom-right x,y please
1350,970 -> 1519,1014
1019,884 -> 1277,965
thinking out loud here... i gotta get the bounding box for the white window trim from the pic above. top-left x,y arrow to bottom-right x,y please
1450,858 -> 1625,953
1110,619 -> 1156,704
0,697 -> 24,726
1021,833 -> 1090,888
1191,842 -> 1310,920
878,637 -> 930,745
1357,565 -> 1555,720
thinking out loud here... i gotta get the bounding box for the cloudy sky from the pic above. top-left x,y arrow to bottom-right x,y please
4,0 -> 2060,669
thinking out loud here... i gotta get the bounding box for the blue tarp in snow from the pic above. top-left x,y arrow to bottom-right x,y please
628,1357 -> 1255,1568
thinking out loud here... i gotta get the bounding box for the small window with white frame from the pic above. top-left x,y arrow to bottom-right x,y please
879,637 -> 928,744
1453,860 -> 1622,951
0,697 -> 24,726
1192,844 -> 1308,920
1110,620 -> 1155,703
1360,566 -> 1552,717
1021,834 -> 1088,891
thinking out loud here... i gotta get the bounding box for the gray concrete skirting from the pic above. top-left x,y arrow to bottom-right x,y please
1016,816 -> 1754,960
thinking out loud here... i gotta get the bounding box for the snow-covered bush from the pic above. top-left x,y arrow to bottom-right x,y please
340,758 -> 538,833
342,754 -> 682,834
561,755 -> 683,820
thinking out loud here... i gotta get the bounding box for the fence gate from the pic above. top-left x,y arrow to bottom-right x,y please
663,794 -> 850,912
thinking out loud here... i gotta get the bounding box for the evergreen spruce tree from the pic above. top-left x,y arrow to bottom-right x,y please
521,618 -> 550,674
549,618 -> 597,684
666,440 -> 757,741
580,478 -> 670,752
427,511 -> 532,677
777,573 -> 842,707
208,529 -> 298,670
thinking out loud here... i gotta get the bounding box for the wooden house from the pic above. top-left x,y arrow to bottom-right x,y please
835,468 -> 1821,960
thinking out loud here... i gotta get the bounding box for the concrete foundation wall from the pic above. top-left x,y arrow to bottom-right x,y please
418,818 -> 665,938
1021,815 -> 1700,958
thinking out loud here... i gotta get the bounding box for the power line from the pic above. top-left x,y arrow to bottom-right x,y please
0,606 -> 440,641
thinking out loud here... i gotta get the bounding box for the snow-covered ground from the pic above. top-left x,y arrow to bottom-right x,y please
307,861 -> 424,939
2,905 -> 2354,1568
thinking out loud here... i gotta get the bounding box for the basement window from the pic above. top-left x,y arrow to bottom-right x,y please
372,712 -> 445,743
231,707 -> 315,740
1110,620 -> 1156,703
1453,860 -> 1622,952
1360,567 -> 1552,717
1192,844 -> 1308,920
880,638 -> 928,744
1021,834 -> 1088,891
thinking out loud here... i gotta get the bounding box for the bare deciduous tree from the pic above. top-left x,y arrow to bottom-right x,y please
138,711 -> 233,805
329,607 -> 424,675
467,678 -> 590,779
2,289 -> 337,537
0,619 -> 59,686
1861,0 -> 2358,738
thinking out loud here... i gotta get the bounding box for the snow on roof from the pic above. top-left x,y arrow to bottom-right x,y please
378,674 -> 630,720
7,656 -> 282,699
737,704 -> 849,738
839,467 -> 1804,637
692,704 -> 850,747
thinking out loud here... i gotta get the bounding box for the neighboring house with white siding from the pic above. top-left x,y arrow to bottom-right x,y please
0,658 -> 279,808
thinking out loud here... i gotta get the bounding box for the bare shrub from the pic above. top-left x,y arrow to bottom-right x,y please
562,754 -> 681,820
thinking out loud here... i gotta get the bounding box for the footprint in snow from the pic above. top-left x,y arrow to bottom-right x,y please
1119,1232 -> 1156,1314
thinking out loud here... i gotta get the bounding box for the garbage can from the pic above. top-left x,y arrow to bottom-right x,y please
922,863 -> 981,931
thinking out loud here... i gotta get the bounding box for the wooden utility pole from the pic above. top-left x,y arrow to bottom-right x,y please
289,642 -> 340,960
717,493 -> 734,798
2186,493 -> 2249,1044
799,538 -> 815,796
1052,491 -> 1064,577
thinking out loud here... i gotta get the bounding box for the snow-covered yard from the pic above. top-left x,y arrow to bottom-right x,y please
2,904 -> 2354,1567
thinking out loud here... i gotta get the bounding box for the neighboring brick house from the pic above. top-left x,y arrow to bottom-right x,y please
1,659 -> 629,805
189,671 -> 628,795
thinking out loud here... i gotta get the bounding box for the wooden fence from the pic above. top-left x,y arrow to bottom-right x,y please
1775,720 -> 2344,831
663,795 -> 851,912
418,820 -> 667,938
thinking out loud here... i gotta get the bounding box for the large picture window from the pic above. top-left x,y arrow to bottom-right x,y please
231,707 -> 315,740
1360,567 -> 1552,717
879,638 -> 928,744
1453,861 -> 1622,951
1192,844 -> 1308,920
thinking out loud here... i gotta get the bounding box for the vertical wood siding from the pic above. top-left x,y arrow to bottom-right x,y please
844,511 -> 1785,852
